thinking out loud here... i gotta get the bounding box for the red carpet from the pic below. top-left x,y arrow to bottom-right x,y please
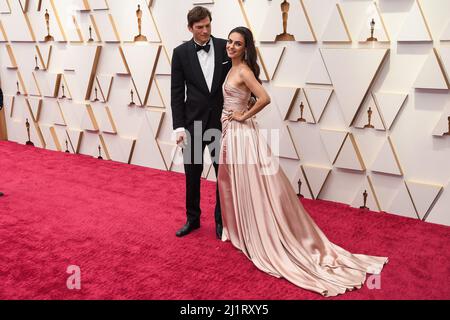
0,140 -> 449,300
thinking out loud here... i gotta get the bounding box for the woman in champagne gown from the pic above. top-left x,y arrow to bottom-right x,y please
218,27 -> 388,297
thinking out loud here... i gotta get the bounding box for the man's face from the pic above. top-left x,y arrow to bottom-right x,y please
188,17 -> 211,44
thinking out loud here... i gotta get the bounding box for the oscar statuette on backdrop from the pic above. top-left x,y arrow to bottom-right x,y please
366,18 -> 378,42
44,9 -> 54,42
275,0 -> 295,41
25,118 -> 34,146
134,5 -> 148,42
360,190 -> 369,210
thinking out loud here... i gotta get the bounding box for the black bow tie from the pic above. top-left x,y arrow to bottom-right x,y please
195,41 -> 211,53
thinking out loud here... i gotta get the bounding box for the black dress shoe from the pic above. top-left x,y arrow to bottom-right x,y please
176,221 -> 200,237
216,223 -> 223,240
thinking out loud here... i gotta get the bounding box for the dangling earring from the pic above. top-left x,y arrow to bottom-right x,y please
244,50 -> 248,61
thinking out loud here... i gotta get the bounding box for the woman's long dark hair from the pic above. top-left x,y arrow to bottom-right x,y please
228,26 -> 261,84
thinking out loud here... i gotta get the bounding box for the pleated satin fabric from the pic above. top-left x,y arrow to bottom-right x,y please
218,78 -> 388,297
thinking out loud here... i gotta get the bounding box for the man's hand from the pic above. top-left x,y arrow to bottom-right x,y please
176,131 -> 187,148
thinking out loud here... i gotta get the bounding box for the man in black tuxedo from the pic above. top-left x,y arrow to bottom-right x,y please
171,6 -> 231,238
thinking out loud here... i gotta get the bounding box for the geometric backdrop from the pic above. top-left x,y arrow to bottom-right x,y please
1,0 -> 449,226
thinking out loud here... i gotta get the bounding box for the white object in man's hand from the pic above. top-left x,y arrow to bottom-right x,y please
176,131 -> 187,148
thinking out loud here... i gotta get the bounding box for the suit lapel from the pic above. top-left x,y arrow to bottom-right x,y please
188,38 -> 210,95
210,36 -> 224,95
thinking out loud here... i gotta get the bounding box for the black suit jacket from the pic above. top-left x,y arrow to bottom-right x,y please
171,36 -> 231,132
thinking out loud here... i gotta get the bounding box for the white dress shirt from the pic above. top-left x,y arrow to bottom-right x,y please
174,37 -> 215,134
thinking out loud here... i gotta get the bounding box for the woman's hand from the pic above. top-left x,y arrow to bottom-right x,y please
227,110 -> 247,122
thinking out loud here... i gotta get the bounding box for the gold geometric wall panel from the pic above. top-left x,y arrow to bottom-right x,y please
373,92 -> 408,130
303,87 -> 333,123
350,175 -> 381,212
414,48 -> 450,90
321,3 -> 351,43
305,50 -> 332,85
120,43 -> 160,106
108,0 -> 160,43
62,45 -> 102,101
88,0 -> 109,10
0,0 -> 11,14
353,94 -> 385,131
319,128 -> 347,165
397,0 -> 432,42
270,85 -> 298,121
371,136 -> 403,176
0,1 -> 449,227
321,48 -> 389,126
405,180 -> 443,220
334,132 -> 365,171
387,182 -> 418,220
285,88 -> 315,123
301,164 -> 331,200
441,20 -> 450,41
27,0 -> 67,43
1,0 -> 35,41
357,2 -> 390,43
278,125 -> 299,160
257,45 -> 285,81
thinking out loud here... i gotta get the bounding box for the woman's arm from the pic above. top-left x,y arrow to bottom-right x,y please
229,66 -> 271,122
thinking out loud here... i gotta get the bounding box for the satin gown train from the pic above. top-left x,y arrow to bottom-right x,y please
217,79 -> 388,297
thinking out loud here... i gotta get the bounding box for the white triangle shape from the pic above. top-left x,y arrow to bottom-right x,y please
397,0 -> 432,42
271,86 -> 298,120
96,75 -> 114,102
432,111 -> 450,136
147,80 -> 165,108
358,2 -> 390,42
53,100 -> 67,126
334,133 -> 365,171
321,48 -> 388,126
353,94 -> 385,131
350,177 -> 380,211
301,165 -> 331,199
414,49 -> 449,90
406,180 -> 443,220
371,137 -> 403,176
130,110 -> 166,170
146,109 -> 164,137
441,20 -> 450,41
426,185 -> 450,226
305,51 -> 332,85
155,47 -> 171,75
40,124 -> 59,151
66,128 -> 83,153
373,92 -> 408,130
286,88 -> 315,123
258,46 -> 285,80
121,44 -> 160,106
0,0 -> 11,13
437,46 -> 450,83
158,141 -> 181,172
278,125 -> 299,160
304,87 -> 333,123
102,134 -> 136,164
321,4 -> 351,43
387,183 -> 418,219
319,129 -> 347,164
27,98 -> 42,122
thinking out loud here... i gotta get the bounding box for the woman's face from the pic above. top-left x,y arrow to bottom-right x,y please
226,32 -> 246,60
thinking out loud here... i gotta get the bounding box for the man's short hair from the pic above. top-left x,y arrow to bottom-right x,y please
187,6 -> 212,28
